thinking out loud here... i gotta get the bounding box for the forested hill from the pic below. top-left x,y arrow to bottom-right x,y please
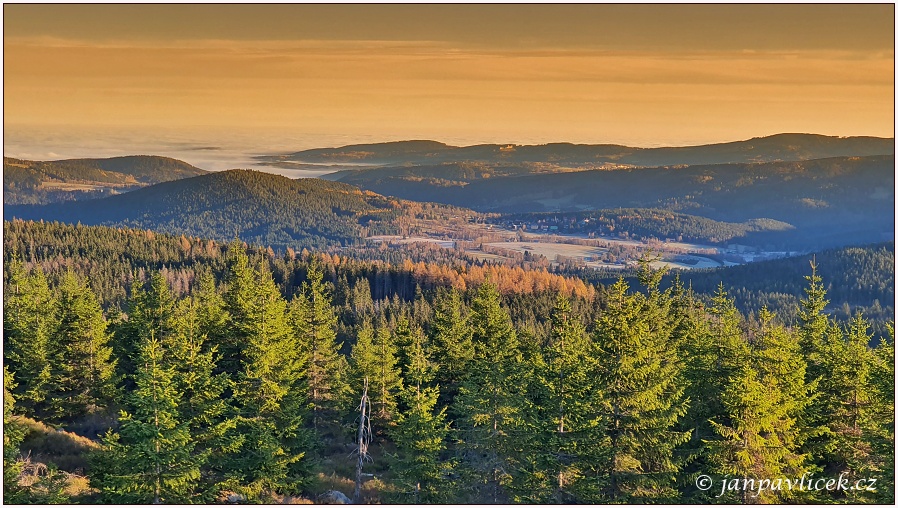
342,155 -> 894,250
3,156 -> 207,205
568,242 -> 895,335
268,133 -> 893,166
4,169 -> 471,250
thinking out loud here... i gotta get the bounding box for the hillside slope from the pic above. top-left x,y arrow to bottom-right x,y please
4,169 -> 471,250
3,156 -> 207,205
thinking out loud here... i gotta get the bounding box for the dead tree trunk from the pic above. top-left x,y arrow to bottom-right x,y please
353,377 -> 371,503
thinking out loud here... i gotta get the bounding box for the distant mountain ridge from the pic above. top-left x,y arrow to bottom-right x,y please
4,169 -> 471,250
265,133 -> 894,167
4,155 -> 207,205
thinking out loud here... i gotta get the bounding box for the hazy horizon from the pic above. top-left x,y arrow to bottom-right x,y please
5,124 -> 894,176
4,4 -> 893,167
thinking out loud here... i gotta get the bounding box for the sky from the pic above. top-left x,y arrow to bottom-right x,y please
3,4 -> 895,169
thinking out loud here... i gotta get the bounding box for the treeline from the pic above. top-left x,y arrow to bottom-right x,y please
496,208 -> 795,246
3,220 -> 594,312
564,242 -> 895,337
3,239 -> 893,503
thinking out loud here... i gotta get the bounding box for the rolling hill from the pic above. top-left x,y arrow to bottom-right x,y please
264,133 -> 893,169
333,155 -> 895,250
4,169 -> 472,250
3,156 -> 208,205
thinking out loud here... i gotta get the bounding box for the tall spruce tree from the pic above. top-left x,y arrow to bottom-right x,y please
816,313 -> 885,502
114,272 -> 177,388
429,288 -> 473,408
49,270 -> 116,422
222,255 -> 310,501
517,294 -> 597,503
291,258 -> 349,430
3,259 -> 55,419
350,321 -> 402,430
167,294 -> 235,500
707,308 -> 810,503
390,385 -> 452,503
454,282 -> 526,503
91,336 -> 202,503
588,278 -> 689,503
220,240 -> 257,376
868,324 -> 895,503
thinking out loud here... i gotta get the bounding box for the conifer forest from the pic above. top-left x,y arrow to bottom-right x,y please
2,220 -> 893,504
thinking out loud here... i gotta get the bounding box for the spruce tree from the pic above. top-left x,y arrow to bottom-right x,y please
708,308 -> 810,503
868,324 -> 895,503
401,320 -> 434,393
678,283 -> 749,501
588,278 -> 689,503
817,313 -> 884,502
389,385 -> 452,503
3,259 -> 55,419
3,367 -> 27,504
429,288 -> 473,407
517,294 -> 596,503
223,255 -> 310,501
220,240 -> 258,375
91,336 -> 201,503
49,270 -> 116,422
291,258 -> 349,430
167,295 -> 235,500
350,321 -> 402,429
114,272 -> 177,387
454,282 -> 526,503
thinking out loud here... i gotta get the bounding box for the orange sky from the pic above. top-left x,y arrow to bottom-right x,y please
3,4 -> 894,149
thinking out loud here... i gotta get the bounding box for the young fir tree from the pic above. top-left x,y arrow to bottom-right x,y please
588,278 -> 689,503
3,259 -> 55,419
223,255 -> 310,501
49,270 -> 116,422
517,294 -> 596,503
291,258 -> 349,430
350,321 -> 402,430
91,335 -> 202,503
429,288 -> 474,408
708,308 -> 811,504
454,282 -> 527,503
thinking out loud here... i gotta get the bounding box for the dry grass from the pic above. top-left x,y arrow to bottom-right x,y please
305,472 -> 398,504
15,456 -> 96,501
13,415 -> 101,474
269,492 -> 315,504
